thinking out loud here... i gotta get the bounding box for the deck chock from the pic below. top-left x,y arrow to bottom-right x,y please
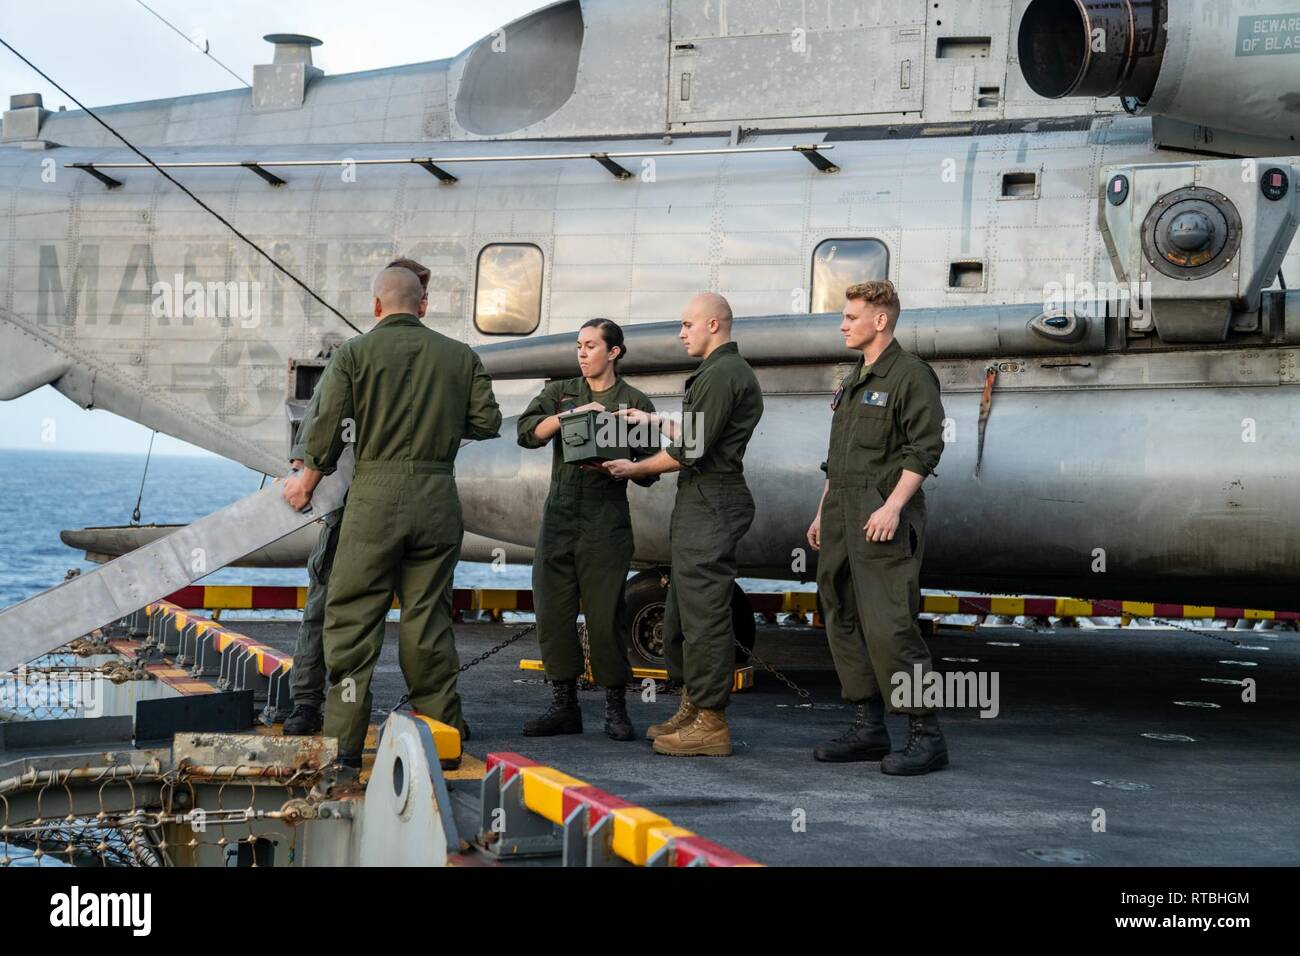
478,751 -> 760,867
391,711 -> 463,770
479,753 -> 565,858
127,603 -> 296,724
518,658 -> 755,693
262,668 -> 294,725
128,605 -> 150,638
650,832 -> 760,867
560,785 -> 668,867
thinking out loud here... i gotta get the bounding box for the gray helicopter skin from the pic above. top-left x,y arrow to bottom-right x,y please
3,0 -> 1300,608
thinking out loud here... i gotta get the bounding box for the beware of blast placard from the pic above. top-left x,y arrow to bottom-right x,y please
1237,14 -> 1300,55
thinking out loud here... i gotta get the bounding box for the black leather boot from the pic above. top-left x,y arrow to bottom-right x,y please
603,685 -> 635,741
880,713 -> 949,775
281,704 -> 323,736
813,697 -> 891,762
522,679 -> 583,736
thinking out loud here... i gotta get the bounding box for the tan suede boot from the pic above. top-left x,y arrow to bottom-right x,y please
652,708 -> 732,757
645,691 -> 697,740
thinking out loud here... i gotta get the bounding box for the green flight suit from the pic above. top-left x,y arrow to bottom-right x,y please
304,313 -> 501,754
816,337 -> 945,713
517,376 -> 657,687
662,342 -> 764,711
288,383 -> 340,711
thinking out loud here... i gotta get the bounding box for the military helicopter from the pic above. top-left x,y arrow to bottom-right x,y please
3,0 -> 1300,667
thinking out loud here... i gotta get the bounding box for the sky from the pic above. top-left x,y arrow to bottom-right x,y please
0,0 -> 542,455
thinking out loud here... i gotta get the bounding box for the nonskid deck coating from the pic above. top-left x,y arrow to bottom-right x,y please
225,618 -> 1300,867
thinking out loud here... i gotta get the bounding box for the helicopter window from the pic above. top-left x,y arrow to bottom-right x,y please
810,238 -> 890,313
936,37 -> 991,59
949,260 -> 986,291
1001,170 -> 1038,198
474,243 -> 544,335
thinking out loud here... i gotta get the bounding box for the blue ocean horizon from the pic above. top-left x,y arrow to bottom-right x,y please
0,447 -> 540,611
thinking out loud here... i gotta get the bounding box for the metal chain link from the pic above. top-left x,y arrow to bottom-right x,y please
1086,598 -> 1268,648
460,622 -> 536,673
735,637 -> 817,709
389,622 -> 538,714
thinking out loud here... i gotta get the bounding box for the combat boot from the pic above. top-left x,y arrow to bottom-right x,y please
652,708 -> 732,757
522,679 -> 583,736
880,713 -> 949,776
645,690 -> 697,740
603,685 -> 635,741
281,704 -> 323,736
813,697 -> 890,762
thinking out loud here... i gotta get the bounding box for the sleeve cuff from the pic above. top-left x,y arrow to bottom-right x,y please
665,442 -> 689,465
516,421 -> 547,449
899,454 -> 932,478
303,454 -> 336,476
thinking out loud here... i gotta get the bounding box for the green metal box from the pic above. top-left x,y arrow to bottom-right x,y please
559,409 -> 651,464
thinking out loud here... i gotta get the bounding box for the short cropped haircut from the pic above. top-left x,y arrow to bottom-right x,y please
387,257 -> 431,293
845,279 -> 901,327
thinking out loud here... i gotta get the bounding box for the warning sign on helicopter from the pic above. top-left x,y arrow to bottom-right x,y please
1237,14 -> 1300,56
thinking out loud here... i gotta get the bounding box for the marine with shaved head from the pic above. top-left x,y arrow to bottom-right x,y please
604,292 -> 764,756
280,257 -> 433,738
282,264 -> 501,782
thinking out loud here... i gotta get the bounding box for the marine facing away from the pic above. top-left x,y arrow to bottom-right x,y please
280,257 -> 433,738
281,266 -> 501,773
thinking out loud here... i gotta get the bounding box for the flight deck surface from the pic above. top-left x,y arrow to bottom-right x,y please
227,618 -> 1300,867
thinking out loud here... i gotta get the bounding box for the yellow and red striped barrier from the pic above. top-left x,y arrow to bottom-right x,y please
162,585 -> 534,616
918,594 -> 1300,621
128,602 -> 295,721
480,751 -> 760,867
161,585 -> 1300,623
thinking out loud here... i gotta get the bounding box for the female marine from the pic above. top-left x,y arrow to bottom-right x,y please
516,318 -> 657,740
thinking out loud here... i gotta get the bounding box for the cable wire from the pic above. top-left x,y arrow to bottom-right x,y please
130,431 -> 156,525
0,35 -> 363,334
132,0 -> 252,88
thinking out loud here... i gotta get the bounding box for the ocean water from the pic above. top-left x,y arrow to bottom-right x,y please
0,448 -> 536,610
0,448 -> 805,611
